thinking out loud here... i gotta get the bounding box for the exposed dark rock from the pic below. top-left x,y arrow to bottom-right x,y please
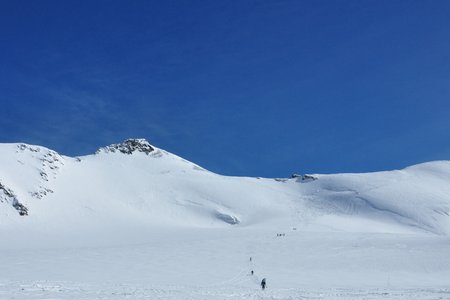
97,138 -> 155,155
290,173 -> 318,182
274,178 -> 288,183
12,201 -> 28,216
14,144 -> 64,203
17,144 -> 40,153
301,174 -> 318,182
40,171 -> 48,181
31,188 -> 53,199
0,182 -> 28,216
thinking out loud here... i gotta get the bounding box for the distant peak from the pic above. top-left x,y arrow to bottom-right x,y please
96,138 -> 155,155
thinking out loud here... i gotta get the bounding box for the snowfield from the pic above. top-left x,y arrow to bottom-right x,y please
1,139 -> 450,299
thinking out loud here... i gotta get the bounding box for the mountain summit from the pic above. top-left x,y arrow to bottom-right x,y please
96,138 -> 155,155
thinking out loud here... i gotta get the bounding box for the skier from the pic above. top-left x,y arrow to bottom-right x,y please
251,270 -> 254,275
261,278 -> 266,290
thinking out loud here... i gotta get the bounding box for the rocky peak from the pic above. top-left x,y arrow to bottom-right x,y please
97,138 -> 155,155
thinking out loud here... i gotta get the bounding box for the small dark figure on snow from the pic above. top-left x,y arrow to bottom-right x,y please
261,278 -> 266,290
251,270 -> 254,275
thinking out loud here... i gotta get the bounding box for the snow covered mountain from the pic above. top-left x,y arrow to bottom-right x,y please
1,138 -> 450,236
2,139 -> 450,298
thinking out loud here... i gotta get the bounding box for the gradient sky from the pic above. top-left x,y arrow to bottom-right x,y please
1,0 -> 449,177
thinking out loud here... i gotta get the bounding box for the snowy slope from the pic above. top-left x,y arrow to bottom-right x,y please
288,162 -> 450,235
1,139 -> 450,299
1,138 -> 449,236
0,143 -> 64,221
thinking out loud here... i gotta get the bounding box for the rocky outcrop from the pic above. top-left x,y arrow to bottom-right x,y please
96,139 -> 155,155
0,182 -> 28,216
16,144 -> 62,199
274,174 -> 318,183
290,173 -> 318,182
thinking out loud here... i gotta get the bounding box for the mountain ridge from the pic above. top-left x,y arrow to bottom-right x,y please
1,139 -> 450,237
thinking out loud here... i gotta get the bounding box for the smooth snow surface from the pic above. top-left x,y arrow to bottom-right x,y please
1,140 -> 450,299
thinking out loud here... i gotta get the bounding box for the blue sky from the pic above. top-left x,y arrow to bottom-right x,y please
1,1 -> 449,177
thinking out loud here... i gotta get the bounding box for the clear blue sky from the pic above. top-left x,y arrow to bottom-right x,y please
1,1 -> 449,177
